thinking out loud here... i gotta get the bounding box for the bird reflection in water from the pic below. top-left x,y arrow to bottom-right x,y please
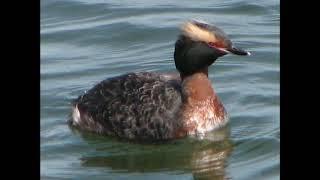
74,125 -> 234,180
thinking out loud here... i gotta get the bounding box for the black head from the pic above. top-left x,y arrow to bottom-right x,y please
174,20 -> 250,75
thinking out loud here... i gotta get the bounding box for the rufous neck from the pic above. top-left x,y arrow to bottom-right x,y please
180,68 -> 215,102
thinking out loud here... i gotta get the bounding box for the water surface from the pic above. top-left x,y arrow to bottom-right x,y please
41,0 -> 279,179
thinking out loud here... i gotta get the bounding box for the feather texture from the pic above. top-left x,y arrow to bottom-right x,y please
70,72 -> 183,140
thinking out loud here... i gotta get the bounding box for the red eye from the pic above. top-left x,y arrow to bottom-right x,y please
208,42 -> 216,48
208,42 -> 224,49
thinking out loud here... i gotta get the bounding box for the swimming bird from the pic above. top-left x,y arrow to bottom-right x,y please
69,20 -> 250,141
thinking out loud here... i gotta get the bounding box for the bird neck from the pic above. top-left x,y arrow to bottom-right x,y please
174,67 -> 227,137
180,67 -> 214,102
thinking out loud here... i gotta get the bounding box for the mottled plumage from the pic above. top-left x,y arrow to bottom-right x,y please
70,72 -> 184,140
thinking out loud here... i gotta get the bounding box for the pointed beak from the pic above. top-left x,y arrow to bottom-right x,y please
227,46 -> 251,56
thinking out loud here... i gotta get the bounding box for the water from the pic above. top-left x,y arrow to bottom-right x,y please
41,0 -> 279,179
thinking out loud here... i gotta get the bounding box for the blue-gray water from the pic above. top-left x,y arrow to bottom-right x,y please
41,0 -> 279,179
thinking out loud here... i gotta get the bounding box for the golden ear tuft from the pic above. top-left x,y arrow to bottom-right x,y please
181,21 -> 217,43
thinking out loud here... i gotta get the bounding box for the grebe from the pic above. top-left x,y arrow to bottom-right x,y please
69,20 -> 250,141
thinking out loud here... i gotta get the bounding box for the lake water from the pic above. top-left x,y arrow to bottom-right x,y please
41,0 -> 279,179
